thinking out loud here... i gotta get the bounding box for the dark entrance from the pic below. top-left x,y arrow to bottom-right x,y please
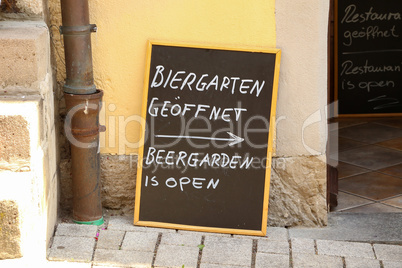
328,0 -> 402,213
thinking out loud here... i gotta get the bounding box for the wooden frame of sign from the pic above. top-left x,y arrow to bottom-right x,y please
134,41 -> 281,236
334,0 -> 402,117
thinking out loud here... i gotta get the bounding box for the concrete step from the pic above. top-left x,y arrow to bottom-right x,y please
289,212 -> 402,244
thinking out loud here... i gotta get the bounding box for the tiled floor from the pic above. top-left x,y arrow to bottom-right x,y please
331,117 -> 402,213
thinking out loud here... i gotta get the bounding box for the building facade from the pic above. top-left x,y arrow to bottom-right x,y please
0,0 -> 330,261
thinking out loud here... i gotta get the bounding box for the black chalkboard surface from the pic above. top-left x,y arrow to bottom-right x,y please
336,0 -> 402,115
134,41 -> 281,236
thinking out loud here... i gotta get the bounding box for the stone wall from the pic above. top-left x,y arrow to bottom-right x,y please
0,20 -> 58,261
268,156 -> 327,227
60,155 -> 137,215
58,154 -> 327,227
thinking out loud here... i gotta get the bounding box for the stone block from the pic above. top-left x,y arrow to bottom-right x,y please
258,239 -> 289,255
48,236 -> 95,262
160,232 -> 203,247
200,264 -> 249,268
255,253 -> 289,268
266,227 -> 288,241
202,236 -> 253,266
55,223 -> 98,238
0,21 -> 50,92
97,229 -> 125,250
154,244 -> 199,268
0,95 -> 41,171
108,215 -> 175,233
16,0 -> 44,16
100,155 -> 136,212
373,244 -> 402,261
382,261 -> 402,268
121,231 -> 159,252
0,115 -> 30,167
316,240 -> 375,259
291,238 -> 316,254
292,253 -> 343,268
181,230 -> 231,238
93,248 -> 153,267
268,155 -> 327,227
344,257 -> 381,268
0,200 -> 21,259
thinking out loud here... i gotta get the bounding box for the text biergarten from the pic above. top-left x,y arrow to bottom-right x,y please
134,42 -> 281,236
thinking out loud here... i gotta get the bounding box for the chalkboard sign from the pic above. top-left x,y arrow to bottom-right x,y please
335,0 -> 402,116
134,41 -> 281,236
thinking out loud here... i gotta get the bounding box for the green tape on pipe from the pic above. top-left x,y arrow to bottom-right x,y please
73,217 -> 104,226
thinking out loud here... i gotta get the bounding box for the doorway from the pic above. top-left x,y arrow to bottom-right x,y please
328,0 -> 402,213
331,118 -> 402,212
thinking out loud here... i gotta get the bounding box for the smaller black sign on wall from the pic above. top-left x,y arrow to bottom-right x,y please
335,0 -> 402,116
134,41 -> 281,236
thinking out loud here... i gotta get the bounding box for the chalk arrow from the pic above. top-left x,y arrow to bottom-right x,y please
155,131 -> 244,146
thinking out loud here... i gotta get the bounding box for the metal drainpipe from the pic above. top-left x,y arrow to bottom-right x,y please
60,0 -> 104,225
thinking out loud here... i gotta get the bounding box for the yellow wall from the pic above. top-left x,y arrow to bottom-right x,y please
90,0 -> 276,154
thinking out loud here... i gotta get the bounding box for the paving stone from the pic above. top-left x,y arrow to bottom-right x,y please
316,240 -> 375,259
97,230 -> 126,250
48,236 -> 95,262
108,216 -> 175,233
258,239 -> 289,254
200,264 -> 249,268
121,231 -> 159,252
291,238 -> 316,254
202,236 -> 253,266
55,223 -> 98,237
265,227 -> 288,241
344,257 -> 381,268
160,231 -> 203,247
204,235 -> 253,245
92,266 -> 122,268
383,260 -> 402,268
94,248 -> 153,267
255,252 -> 289,268
154,244 -> 199,268
234,234 -> 263,240
186,230 -> 230,238
293,253 -> 343,268
373,244 -> 402,261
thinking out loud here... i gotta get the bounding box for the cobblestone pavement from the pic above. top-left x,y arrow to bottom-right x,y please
45,216 -> 402,268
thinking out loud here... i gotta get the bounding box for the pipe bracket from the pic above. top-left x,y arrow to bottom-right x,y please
60,24 -> 97,35
71,126 -> 100,137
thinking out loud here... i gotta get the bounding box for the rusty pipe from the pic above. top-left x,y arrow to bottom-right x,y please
64,91 -> 104,224
60,0 -> 96,95
60,0 -> 104,225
